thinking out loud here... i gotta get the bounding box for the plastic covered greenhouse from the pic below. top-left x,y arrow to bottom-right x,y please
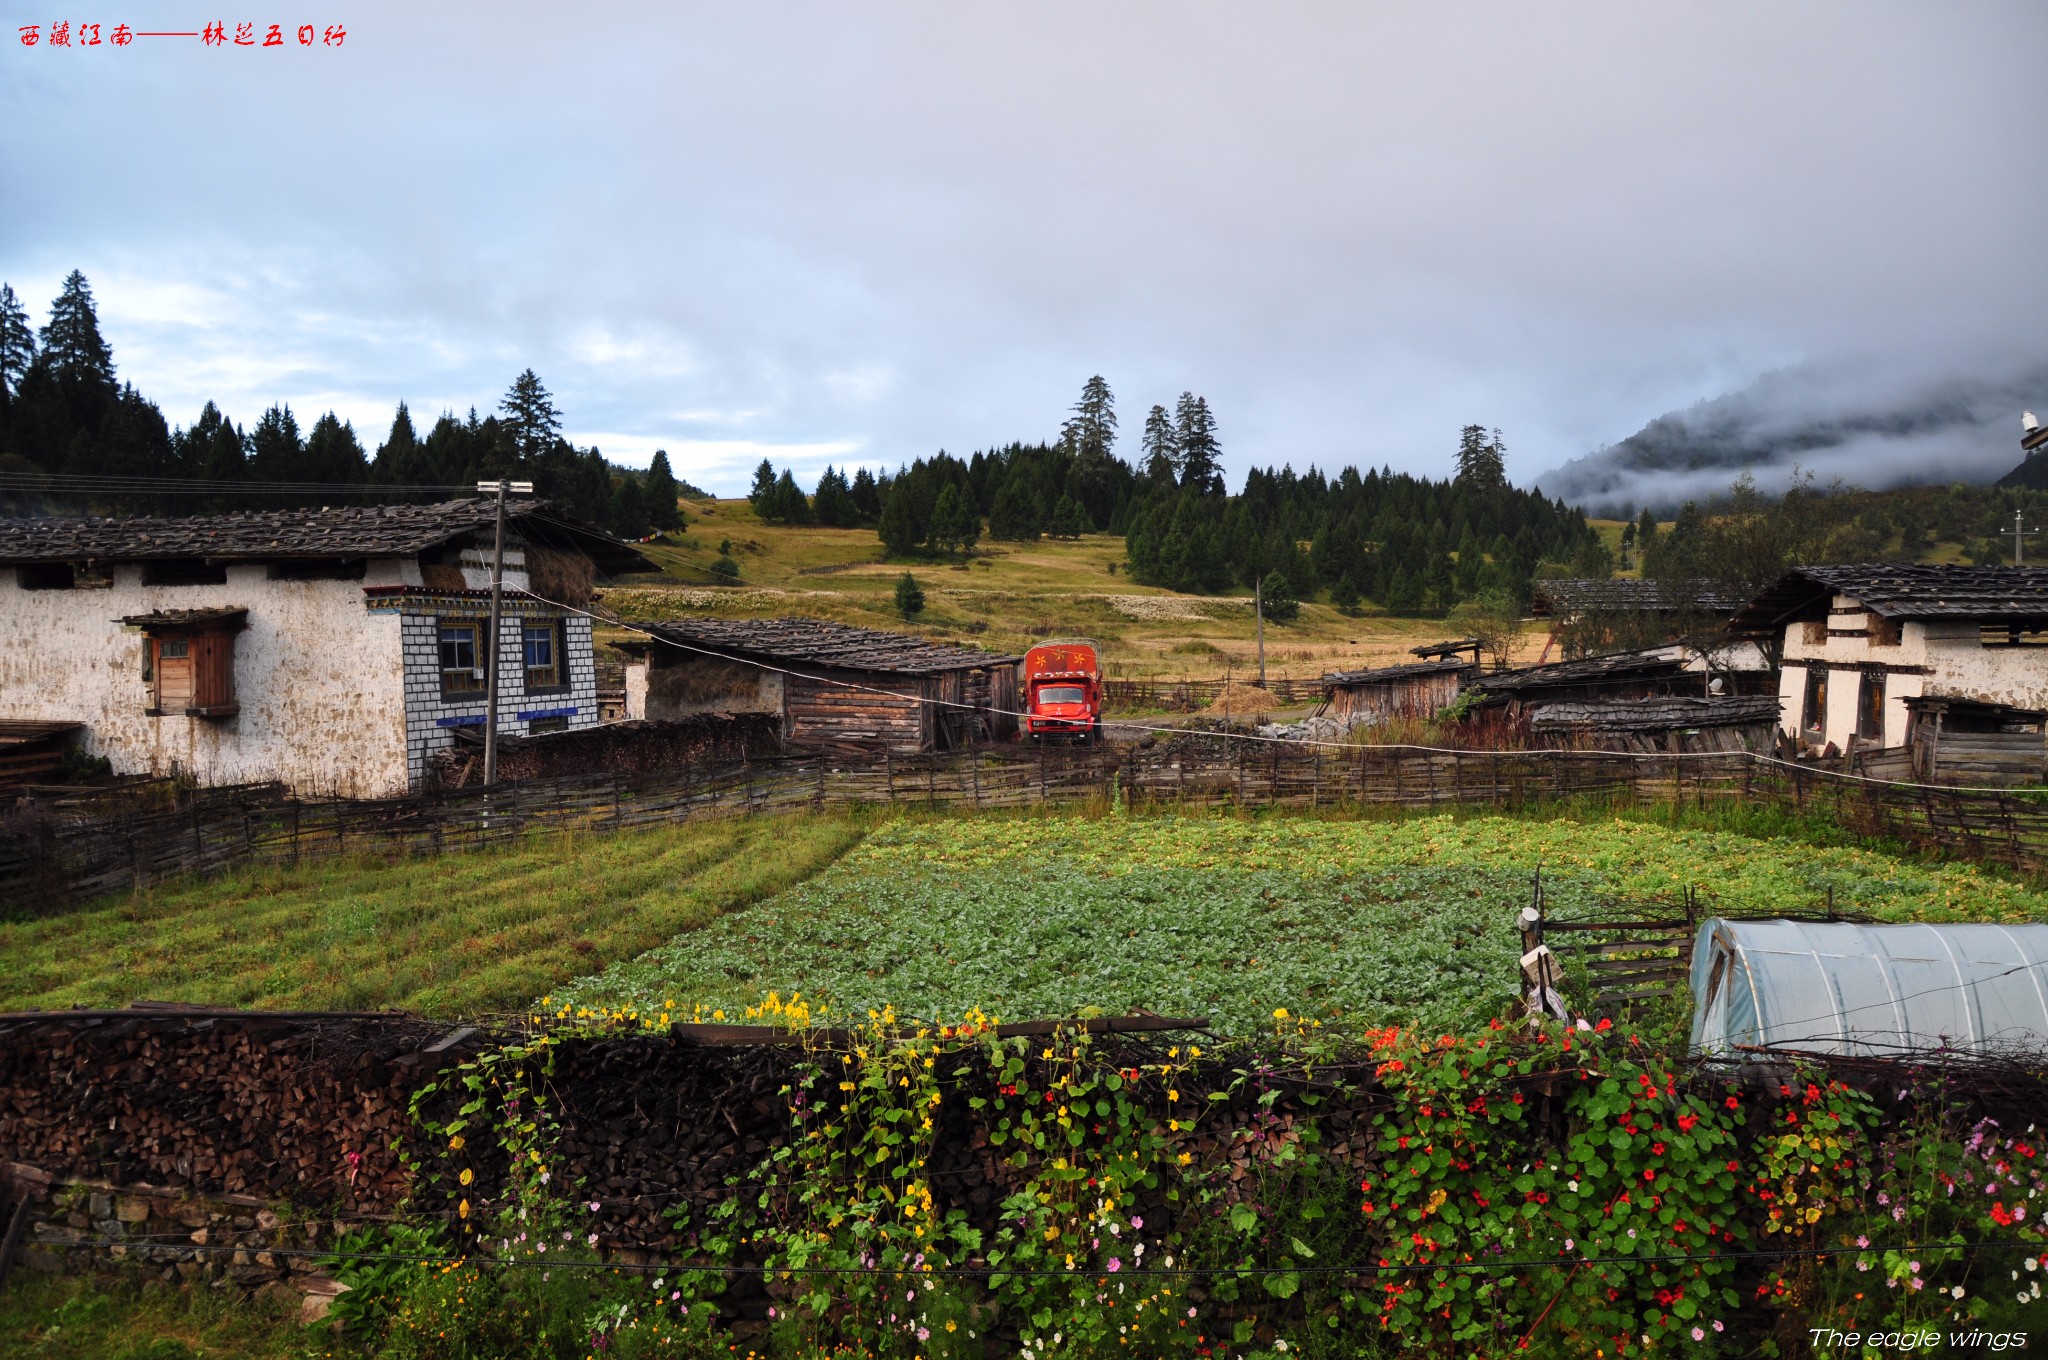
1688,918 -> 2048,1057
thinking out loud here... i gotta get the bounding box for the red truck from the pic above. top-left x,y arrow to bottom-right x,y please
1022,641 -> 1103,743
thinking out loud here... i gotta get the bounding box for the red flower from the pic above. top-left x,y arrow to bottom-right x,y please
1676,1113 -> 1699,1133
1725,1096 -> 1740,1109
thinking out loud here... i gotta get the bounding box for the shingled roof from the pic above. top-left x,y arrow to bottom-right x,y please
1728,565 -> 2048,636
1469,644 -> 1690,696
1323,657 -> 1473,687
0,499 -> 652,575
1530,578 -> 1745,618
630,617 -> 1020,675
1528,695 -> 1783,732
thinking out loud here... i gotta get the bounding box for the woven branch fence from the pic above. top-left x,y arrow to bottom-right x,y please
4,742 -> 2047,914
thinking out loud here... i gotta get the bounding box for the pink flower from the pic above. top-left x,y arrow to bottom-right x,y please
1107,1258 -> 1122,1272
1692,1328 -> 1705,1341
590,1201 -> 602,1213
1856,1236 -> 1869,1248
1130,1216 -> 1144,1229
1713,1322 -> 1724,1333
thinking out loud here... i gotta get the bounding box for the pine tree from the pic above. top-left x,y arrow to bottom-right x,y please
988,474 -> 1043,541
1051,493 -> 1089,538
1259,570 -> 1300,623
39,271 -> 115,389
0,284 -> 34,398
611,475 -> 649,537
370,402 -> 421,485
1141,404 -> 1177,486
813,466 -> 859,528
1453,424 -> 1506,492
877,485 -> 922,556
645,450 -> 683,530
850,467 -> 881,521
749,459 -> 778,517
1173,393 -> 1223,495
189,404 -> 247,486
247,404 -> 304,482
498,369 -> 562,463
772,468 -> 812,524
895,572 -> 926,620
930,483 -> 978,555
1060,375 -> 1117,458
302,412 -> 368,483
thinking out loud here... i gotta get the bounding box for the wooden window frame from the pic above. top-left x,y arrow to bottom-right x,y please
145,630 -> 240,718
1856,670 -> 1886,742
438,619 -> 489,700
522,618 -> 568,695
1801,666 -> 1828,736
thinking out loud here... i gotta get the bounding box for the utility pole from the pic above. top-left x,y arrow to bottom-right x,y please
1255,575 -> 1266,688
2002,509 -> 2038,566
478,478 -> 534,787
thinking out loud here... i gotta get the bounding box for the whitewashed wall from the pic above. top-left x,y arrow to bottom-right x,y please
0,560 -> 412,795
1778,595 -> 2048,750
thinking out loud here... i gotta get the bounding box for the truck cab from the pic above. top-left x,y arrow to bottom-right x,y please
1022,641 -> 1103,743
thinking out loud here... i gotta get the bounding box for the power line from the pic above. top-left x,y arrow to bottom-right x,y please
0,471 -> 477,497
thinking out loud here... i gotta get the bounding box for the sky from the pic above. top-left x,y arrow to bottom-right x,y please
3,2 -> 2045,497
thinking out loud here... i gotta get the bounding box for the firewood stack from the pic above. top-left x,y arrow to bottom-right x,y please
0,1008 -> 477,1214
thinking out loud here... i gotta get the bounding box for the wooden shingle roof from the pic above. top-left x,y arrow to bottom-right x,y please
1729,565 -> 2048,636
1530,578 -> 1744,618
1323,657 -> 1472,688
0,500 -> 652,574
1528,695 -> 1782,732
632,617 -> 1019,675
1469,645 -> 1690,696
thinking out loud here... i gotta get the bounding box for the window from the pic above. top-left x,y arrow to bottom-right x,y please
528,715 -> 569,734
142,559 -> 229,586
1980,624 -> 2048,647
439,620 -> 488,698
1035,685 -> 1087,705
147,633 -> 238,717
1857,671 -> 1886,742
18,564 -> 75,590
1801,666 -> 1828,735
523,619 -> 566,693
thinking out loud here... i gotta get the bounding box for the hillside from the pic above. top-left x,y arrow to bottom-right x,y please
596,500 -> 1531,680
1536,358 -> 2048,516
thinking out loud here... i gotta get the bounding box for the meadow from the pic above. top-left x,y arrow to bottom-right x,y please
596,499 -> 1505,682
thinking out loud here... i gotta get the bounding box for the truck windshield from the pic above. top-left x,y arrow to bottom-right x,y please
1036,685 -> 1087,705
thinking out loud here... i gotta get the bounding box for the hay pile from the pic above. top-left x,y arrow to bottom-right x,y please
1205,681 -> 1282,714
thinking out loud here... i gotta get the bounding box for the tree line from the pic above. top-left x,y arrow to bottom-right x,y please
746,377 -> 1601,617
0,272 -> 695,539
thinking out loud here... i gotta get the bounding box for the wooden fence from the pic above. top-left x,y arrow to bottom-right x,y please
1101,676 -> 1323,712
8,741 -> 2048,914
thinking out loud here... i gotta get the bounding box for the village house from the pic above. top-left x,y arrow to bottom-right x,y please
0,500 -> 650,795
618,617 -> 1019,754
1729,564 -> 2048,779
1529,578 -> 1745,662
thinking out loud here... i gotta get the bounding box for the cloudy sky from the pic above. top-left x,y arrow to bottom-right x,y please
3,2 -> 2044,495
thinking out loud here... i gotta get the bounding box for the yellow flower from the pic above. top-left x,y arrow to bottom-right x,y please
1273,1008 -> 1289,1020
458,1199 -> 470,1218
448,1135 -> 465,1151
1167,1090 -> 1179,1102
458,1168 -> 474,1186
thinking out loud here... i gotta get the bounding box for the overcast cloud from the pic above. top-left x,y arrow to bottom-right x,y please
3,2 -> 2044,495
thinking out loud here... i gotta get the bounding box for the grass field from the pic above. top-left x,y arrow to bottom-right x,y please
0,1274 -> 303,1360
0,814 -> 866,1016
551,809 -> 2048,1035
595,500 -> 1516,681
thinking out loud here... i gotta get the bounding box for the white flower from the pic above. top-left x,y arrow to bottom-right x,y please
1568,1180 -> 1579,1193
1275,1343 -> 1289,1353
1952,1285 -> 1966,1299
2030,1256 -> 2041,1272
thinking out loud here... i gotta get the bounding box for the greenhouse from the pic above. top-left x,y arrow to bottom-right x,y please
1688,917 -> 2048,1057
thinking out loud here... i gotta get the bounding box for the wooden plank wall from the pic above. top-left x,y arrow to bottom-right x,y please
783,672 -> 928,753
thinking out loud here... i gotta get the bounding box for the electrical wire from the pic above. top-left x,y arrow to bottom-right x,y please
0,471 -> 478,497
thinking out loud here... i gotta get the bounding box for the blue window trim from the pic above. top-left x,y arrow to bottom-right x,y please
516,705 -> 579,721
434,714 -> 486,728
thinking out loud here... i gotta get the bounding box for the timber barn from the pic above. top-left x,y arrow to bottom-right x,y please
0,500 -> 650,795
1526,695 -> 1784,754
1321,658 -> 1473,724
619,617 -> 1020,754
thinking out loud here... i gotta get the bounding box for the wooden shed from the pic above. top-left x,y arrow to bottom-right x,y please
1322,658 -> 1473,723
1896,696 -> 2047,786
619,617 -> 1020,755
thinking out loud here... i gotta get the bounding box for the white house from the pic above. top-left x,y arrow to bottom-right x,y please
1730,565 -> 2048,763
0,500 -> 649,795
